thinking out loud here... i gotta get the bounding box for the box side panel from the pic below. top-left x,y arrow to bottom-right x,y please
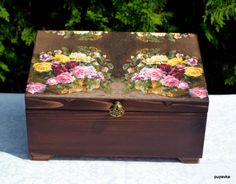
26,110 -> 207,159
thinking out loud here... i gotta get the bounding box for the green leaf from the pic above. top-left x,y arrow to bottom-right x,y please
65,7 -> 81,28
168,50 -> 177,58
21,27 -> 36,46
0,42 -> 5,55
107,63 -> 114,70
61,47 -> 70,55
0,72 -> 6,82
0,62 -> 9,72
123,82 -> 134,93
122,63 -> 130,70
0,6 -> 9,22
100,81 -> 112,93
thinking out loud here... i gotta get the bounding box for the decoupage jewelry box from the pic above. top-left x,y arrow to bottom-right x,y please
25,31 -> 209,163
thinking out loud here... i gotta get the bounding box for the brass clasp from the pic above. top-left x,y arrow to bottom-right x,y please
109,101 -> 125,117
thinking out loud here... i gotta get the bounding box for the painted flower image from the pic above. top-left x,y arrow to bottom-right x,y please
134,32 -> 194,42
46,78 -> 58,86
39,52 -> 52,61
55,72 -> 75,84
33,62 -> 52,73
46,31 -> 107,41
72,66 -> 100,79
52,54 -> 70,63
27,82 -> 46,94
187,58 -> 198,66
185,67 -> 203,77
178,82 -> 189,89
144,55 -> 168,65
27,47 -> 113,94
167,57 -> 186,66
123,48 -> 208,99
189,87 -> 208,99
69,52 -> 92,63
132,67 -> 164,81
161,75 -> 180,87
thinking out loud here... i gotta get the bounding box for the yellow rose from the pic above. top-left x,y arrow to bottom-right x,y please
185,67 -> 203,77
167,57 -> 186,66
53,54 -> 70,63
144,55 -> 168,65
33,62 -> 52,72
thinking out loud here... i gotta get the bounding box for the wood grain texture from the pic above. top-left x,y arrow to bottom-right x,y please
26,110 -> 207,160
25,97 -> 208,112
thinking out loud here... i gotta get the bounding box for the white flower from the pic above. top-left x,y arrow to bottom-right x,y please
74,31 -> 90,35
145,55 -> 168,65
57,31 -> 65,36
150,32 -> 166,37
137,53 -> 144,59
95,31 -> 103,36
174,33 -> 182,39
93,52 -> 101,58
69,52 -> 92,63
137,32 -> 144,37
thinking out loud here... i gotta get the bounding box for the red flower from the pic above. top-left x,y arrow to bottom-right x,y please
65,61 -> 78,70
169,68 -> 184,80
52,61 -> 68,76
158,64 -> 171,72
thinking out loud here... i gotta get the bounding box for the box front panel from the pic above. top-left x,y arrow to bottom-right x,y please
26,110 -> 207,159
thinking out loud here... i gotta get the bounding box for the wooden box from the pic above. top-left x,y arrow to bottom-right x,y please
25,31 -> 209,163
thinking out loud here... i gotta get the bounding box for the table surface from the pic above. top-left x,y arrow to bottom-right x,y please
0,93 -> 235,184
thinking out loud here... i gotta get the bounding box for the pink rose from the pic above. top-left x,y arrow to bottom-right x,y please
72,66 -> 97,79
55,72 -> 75,84
101,67 -> 109,72
138,68 -> 152,80
54,50 -> 62,54
27,82 -> 46,94
178,81 -> 189,89
161,75 -> 180,87
176,53 -> 184,58
39,52 -> 52,61
189,87 -> 208,99
95,72 -> 105,80
131,73 -> 141,81
46,78 -> 58,85
150,68 -> 165,81
187,58 -> 198,66
131,67 -> 164,81
176,64 -> 185,71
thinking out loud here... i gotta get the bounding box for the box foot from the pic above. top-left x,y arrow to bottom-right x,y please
178,158 -> 199,164
30,152 -> 54,161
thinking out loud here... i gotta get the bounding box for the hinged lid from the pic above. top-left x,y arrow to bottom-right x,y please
25,31 -> 208,112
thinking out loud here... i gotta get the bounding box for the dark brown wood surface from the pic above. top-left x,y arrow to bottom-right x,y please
26,96 -> 208,112
26,110 -> 207,160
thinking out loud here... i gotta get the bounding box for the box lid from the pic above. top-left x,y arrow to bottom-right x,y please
26,31 -> 208,112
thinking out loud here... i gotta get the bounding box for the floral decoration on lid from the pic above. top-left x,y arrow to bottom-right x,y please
27,46 -> 113,94
122,48 -> 208,99
46,31 -> 108,40
132,32 -> 194,42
